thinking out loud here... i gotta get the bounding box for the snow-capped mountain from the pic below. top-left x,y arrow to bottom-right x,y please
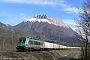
15,14 -> 79,45
24,14 -> 69,28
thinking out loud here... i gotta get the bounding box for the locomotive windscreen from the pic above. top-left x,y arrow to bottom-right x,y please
18,37 -> 26,43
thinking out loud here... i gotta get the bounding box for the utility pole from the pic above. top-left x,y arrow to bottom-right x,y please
44,35 -> 45,42
59,34 -> 60,44
43,35 -> 45,49
59,34 -> 60,49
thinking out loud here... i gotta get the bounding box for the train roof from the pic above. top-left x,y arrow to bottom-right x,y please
26,37 -> 43,42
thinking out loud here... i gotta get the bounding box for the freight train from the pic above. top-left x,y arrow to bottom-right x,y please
16,37 -> 81,51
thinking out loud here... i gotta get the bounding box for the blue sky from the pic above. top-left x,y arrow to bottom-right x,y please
0,0 -> 85,29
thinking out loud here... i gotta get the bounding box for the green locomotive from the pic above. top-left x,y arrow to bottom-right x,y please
16,37 -> 43,51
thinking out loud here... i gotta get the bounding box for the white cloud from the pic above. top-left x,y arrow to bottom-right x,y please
19,13 -> 25,16
58,1 -> 80,14
1,0 -> 81,14
1,0 -> 61,6
64,7 -> 79,14
63,20 -> 76,25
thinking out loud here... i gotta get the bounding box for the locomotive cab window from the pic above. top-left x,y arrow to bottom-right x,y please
18,37 -> 26,43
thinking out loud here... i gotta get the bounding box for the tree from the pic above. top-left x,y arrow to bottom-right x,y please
75,0 -> 90,59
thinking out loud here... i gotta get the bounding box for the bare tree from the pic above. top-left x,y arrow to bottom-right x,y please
75,0 -> 90,59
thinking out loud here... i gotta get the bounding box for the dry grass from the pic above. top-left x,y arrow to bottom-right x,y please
0,50 -> 80,60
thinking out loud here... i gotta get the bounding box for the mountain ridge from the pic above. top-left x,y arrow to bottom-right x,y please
15,14 -> 79,45
24,14 -> 69,28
